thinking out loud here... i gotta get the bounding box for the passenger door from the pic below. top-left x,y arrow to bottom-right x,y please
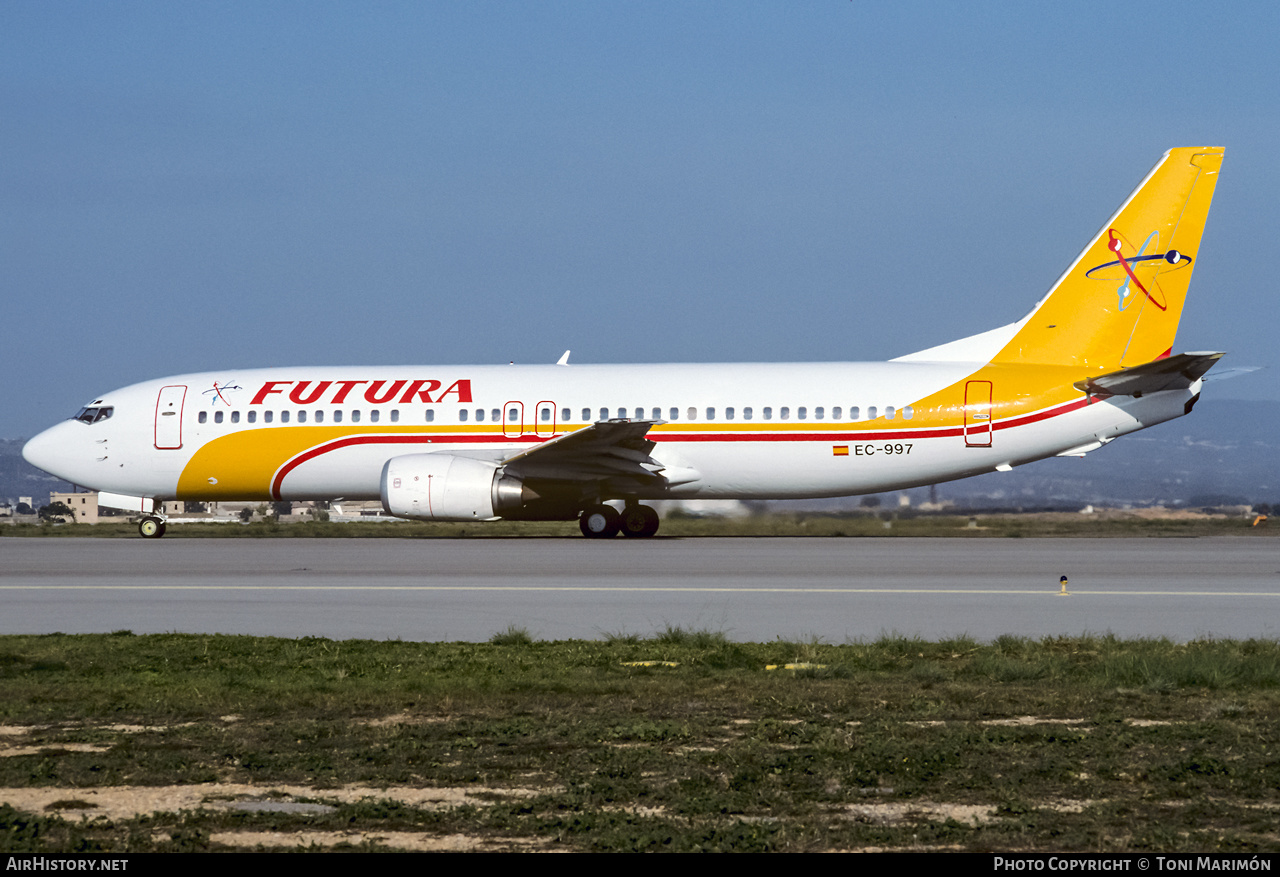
963,380 -> 993,448
154,385 -> 187,449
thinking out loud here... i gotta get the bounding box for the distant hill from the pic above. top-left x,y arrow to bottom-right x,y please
4,399 -> 1277,509
0,439 -> 73,503
931,398 -> 1279,509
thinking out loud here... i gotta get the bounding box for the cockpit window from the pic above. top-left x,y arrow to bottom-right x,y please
73,406 -> 113,424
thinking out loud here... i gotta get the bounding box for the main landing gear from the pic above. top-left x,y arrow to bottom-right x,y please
579,503 -> 660,539
138,517 -> 167,538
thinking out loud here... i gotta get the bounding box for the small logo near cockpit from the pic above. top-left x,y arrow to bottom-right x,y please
202,380 -> 243,406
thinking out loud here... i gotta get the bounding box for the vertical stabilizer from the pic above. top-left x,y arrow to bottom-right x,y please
992,147 -> 1223,371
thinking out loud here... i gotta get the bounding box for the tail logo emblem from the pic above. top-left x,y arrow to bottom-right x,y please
1084,229 -> 1193,312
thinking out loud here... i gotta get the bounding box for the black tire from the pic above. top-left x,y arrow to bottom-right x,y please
619,505 -> 660,538
139,518 -> 164,538
579,505 -> 620,538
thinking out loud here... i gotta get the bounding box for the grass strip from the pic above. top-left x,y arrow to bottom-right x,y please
2,632 -> 1279,852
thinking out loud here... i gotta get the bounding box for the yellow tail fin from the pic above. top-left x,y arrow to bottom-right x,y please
993,147 -> 1223,371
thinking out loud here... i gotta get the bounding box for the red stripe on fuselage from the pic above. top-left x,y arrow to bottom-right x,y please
268,397 -> 1092,499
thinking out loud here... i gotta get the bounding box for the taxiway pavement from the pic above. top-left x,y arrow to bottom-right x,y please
2,537 -> 1277,642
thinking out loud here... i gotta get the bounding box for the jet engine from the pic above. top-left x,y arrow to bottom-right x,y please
380,454 -> 532,521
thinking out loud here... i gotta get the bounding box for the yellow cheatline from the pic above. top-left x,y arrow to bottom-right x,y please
620,661 -> 679,667
765,663 -> 827,671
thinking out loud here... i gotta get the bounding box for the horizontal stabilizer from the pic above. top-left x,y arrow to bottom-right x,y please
1201,365 -> 1261,382
1073,352 -> 1224,398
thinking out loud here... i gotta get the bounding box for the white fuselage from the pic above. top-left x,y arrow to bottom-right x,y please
21,360 -> 1196,507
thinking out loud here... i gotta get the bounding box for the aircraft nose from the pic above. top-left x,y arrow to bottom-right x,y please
23,423 -> 74,479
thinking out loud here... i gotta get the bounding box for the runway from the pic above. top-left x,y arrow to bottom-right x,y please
2,537 -> 1278,642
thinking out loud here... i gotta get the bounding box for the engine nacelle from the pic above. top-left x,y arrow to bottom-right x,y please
380,454 -> 530,521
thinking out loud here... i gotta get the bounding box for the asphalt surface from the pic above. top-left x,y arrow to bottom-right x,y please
2,536 -> 1278,642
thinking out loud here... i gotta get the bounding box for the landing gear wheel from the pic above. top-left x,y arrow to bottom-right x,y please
620,505 -> 660,538
138,518 -> 166,539
579,505 -> 620,538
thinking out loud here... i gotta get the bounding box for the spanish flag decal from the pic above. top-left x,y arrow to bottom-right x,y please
833,446 -> 849,456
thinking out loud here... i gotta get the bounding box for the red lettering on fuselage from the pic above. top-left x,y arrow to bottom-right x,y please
364,380 -> 407,404
399,380 -> 442,404
288,381 -> 333,404
330,380 -> 368,404
250,381 -> 294,404
248,378 -> 470,406
437,379 -> 473,403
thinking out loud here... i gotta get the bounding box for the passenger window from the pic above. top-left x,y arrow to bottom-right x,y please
652,407 -> 661,420
600,407 -> 609,420
669,407 -> 679,420
390,410 -> 399,423
425,409 -> 433,422
798,407 -> 807,420
687,407 -> 696,420
832,406 -> 842,420
281,411 -> 290,423
562,408 -> 570,422
333,410 -> 342,423
297,411 -> 306,423
493,409 -> 501,422
543,407 -> 553,422
582,408 -> 591,422
315,410 -> 324,423
743,407 -> 752,420
763,407 -> 772,420
885,406 -> 895,420
369,410 -> 379,423
780,407 -> 790,420
706,407 -> 715,420
815,407 -> 824,420
475,409 -> 485,422
460,409 -> 468,422
902,405 -> 914,420
849,406 -> 859,420
247,411 -> 256,424
726,407 -> 734,420
634,407 -> 643,420
351,410 -> 361,423
265,411 -> 274,423
867,406 -> 877,419
198,411 -> 207,424
231,411 -> 240,424
617,408 -> 627,419
215,411 -> 224,424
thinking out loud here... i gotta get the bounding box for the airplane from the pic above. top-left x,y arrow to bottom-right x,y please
23,147 -> 1226,539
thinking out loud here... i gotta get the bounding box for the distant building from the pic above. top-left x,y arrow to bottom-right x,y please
49,491 -> 98,524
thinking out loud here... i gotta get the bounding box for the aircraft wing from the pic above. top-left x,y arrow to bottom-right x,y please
1073,352 -> 1225,398
500,419 -> 670,484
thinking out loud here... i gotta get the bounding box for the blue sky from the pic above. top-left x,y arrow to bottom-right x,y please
4,1 -> 1277,438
